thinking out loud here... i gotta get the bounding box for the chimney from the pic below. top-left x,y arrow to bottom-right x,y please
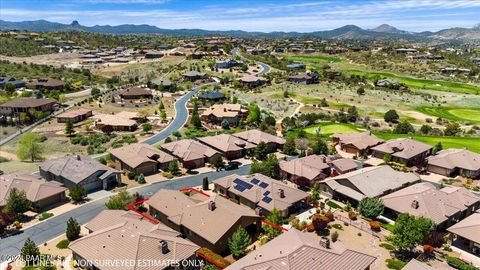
278,188 -> 285,198
255,207 -> 264,216
208,201 -> 216,211
322,156 -> 327,163
159,240 -> 169,254
411,200 -> 419,209
76,155 -> 81,160
319,237 -> 330,249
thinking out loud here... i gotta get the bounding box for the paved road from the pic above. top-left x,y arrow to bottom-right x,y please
231,48 -> 271,75
0,164 -> 251,262
142,83 -> 214,145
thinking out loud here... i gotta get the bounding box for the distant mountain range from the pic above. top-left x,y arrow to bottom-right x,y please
1,19 -> 480,41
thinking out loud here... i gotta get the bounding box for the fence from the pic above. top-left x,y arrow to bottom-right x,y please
334,214 -> 386,240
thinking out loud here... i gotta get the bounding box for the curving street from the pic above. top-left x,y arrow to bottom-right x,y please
231,48 -> 271,75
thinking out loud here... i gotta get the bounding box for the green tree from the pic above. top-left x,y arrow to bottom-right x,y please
142,123 -> 152,133
228,227 -> 252,259
105,190 -> 135,210
4,83 -> 16,95
17,132 -> 45,162
168,160 -> 180,176
21,238 -> 40,266
282,137 -> 296,155
383,153 -> 392,163
311,138 -> 328,155
211,155 -> 225,171
158,101 -> 165,111
65,119 -> 74,136
190,101 -> 202,128
202,177 -> 209,190
249,154 -> 280,179
137,174 -> 146,184
384,109 -> 399,123
254,141 -> 268,160
66,217 -> 81,241
246,103 -> 261,124
91,87 -> 101,97
358,197 -> 384,219
69,185 -> 87,203
356,87 -> 365,95
393,121 -> 415,134
390,213 -> 436,251
159,110 -> 167,120
263,208 -> 284,240
347,106 -> 359,122
444,122 -> 462,136
4,188 -> 31,214
419,124 -> 432,135
432,141 -> 443,155
311,182 -> 321,201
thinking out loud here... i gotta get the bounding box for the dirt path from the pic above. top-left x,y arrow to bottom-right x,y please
0,150 -> 18,161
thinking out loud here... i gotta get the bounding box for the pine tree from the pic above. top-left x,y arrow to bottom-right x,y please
254,141 -> 268,161
21,238 -> 40,266
228,227 -> 252,259
262,208 -> 284,240
358,197 -> 384,219
69,185 -> 87,203
202,177 -> 209,190
137,174 -> 146,184
65,119 -> 74,136
4,188 -> 31,214
66,217 -> 81,241
282,137 -> 296,155
168,160 -> 180,176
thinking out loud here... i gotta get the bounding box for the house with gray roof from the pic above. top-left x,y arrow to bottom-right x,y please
371,138 -> 432,166
182,71 -> 207,81
226,228 -> 376,270
198,89 -> 225,101
70,209 -> 199,270
320,165 -> 420,205
39,154 -> 121,192
0,77 -> 26,89
448,212 -> 480,255
382,182 -> 480,229
0,173 -> 67,211
427,148 -> 480,178
213,173 -> 308,217
148,189 -> 261,254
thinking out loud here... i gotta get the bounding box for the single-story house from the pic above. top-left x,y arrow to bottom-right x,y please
237,75 -> 267,89
160,139 -> 222,169
401,259 -> 437,270
200,103 -> 247,125
149,79 -> 174,90
40,154 -> 121,192
197,134 -> 256,160
233,129 -> 285,153
0,173 -> 67,211
109,143 -> 176,175
320,166 -> 420,205
27,77 -> 64,90
144,50 -> 164,59
332,131 -> 384,156
225,228 -> 376,270
198,89 -> 225,101
0,97 -> 58,117
214,173 -> 309,217
119,86 -> 152,100
216,59 -> 240,69
279,155 -> 331,187
286,71 -> 319,84
330,158 -> 363,175
56,108 -> 92,123
371,138 -> 432,166
182,71 -> 207,81
70,209 -> 199,270
382,182 -> 480,229
92,111 -> 139,132
448,212 -> 480,255
148,189 -> 261,254
286,63 -> 306,70
427,148 -> 480,178
0,77 -> 26,89
395,48 -> 417,54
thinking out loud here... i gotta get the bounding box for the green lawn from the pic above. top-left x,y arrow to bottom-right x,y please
284,54 -> 342,63
373,132 -> 480,153
416,106 -> 480,123
344,70 -> 480,95
287,122 -> 363,138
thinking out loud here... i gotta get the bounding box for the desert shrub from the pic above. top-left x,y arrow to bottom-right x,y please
348,211 -> 358,220
38,212 -> 54,221
56,239 -> 70,249
331,231 -> 339,242
370,221 -> 381,231
386,259 -> 407,270
331,224 -> 343,230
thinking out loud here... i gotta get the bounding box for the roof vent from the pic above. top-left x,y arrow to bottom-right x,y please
320,237 -> 330,249
76,155 -> 81,160
159,240 -> 169,254
278,188 -> 285,198
411,200 -> 419,209
208,201 -> 216,211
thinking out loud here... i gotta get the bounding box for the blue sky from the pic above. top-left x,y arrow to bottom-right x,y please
1,0 -> 480,32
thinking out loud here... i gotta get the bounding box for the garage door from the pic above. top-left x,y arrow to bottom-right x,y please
81,180 -> 103,193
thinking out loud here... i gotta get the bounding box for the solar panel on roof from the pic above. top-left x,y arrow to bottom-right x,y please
263,191 -> 270,196
233,178 -> 242,184
259,182 -> 269,189
251,178 -> 260,185
262,196 -> 272,203
234,185 -> 246,192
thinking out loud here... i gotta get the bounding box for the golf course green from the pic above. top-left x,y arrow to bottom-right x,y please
416,106 -> 480,123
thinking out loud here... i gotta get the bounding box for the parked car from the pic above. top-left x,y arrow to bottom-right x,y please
225,161 -> 240,171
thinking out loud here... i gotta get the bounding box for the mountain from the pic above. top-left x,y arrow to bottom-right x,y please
1,19 -> 479,41
370,24 -> 409,34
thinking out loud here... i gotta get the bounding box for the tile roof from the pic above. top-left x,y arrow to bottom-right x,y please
201,104 -> 244,118
238,74 -> 266,83
226,228 -> 376,270
233,130 -> 285,146
119,86 -> 152,97
148,190 -> 258,244
213,173 -> 308,212
161,139 -> 219,162
39,154 -> 120,184
109,143 -> 175,168
331,158 -> 361,173
382,182 -> 480,225
427,148 -> 480,171
322,166 -> 419,201
56,108 -> 92,119
371,138 -> 432,160
0,97 -> 56,108
279,155 -> 330,181
92,111 -> 139,127
448,212 -> 480,244
0,173 -> 66,206
332,131 -> 384,151
198,90 -> 225,100
70,210 -> 198,270
197,134 -> 255,153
